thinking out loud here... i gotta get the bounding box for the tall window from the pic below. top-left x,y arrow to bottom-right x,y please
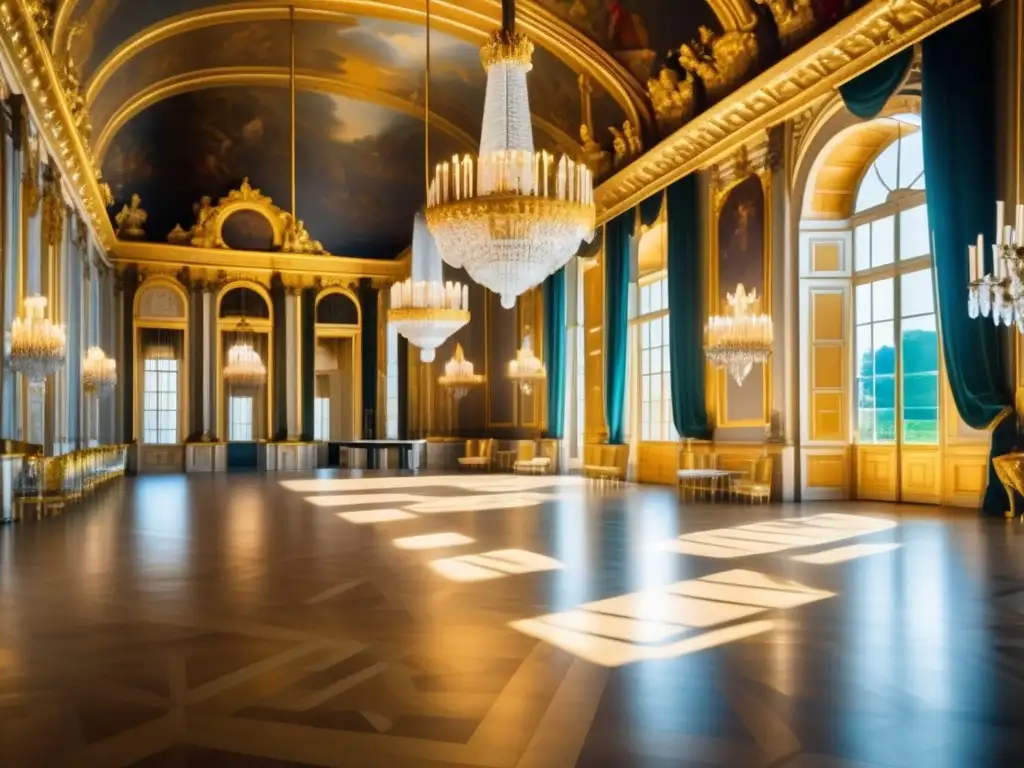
385,325 -> 399,439
228,396 -> 254,441
314,374 -> 331,441
638,277 -> 675,441
853,124 -> 937,445
142,358 -> 178,444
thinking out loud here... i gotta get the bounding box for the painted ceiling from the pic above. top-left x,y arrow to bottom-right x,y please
54,0 -> 843,258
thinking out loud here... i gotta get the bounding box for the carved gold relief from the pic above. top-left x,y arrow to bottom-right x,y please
22,129 -> 42,216
646,68 -> 696,136
579,123 -> 611,179
678,26 -> 758,104
609,120 -> 643,169
594,0 -> 979,224
755,0 -> 816,49
41,166 -> 64,248
115,193 -> 147,240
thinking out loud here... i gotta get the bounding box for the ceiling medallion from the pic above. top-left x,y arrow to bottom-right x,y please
705,283 -> 773,386
425,0 -> 595,309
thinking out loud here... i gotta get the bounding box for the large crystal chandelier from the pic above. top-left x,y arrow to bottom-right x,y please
508,327 -> 546,394
425,0 -> 595,309
967,200 -> 1024,330
388,214 -> 470,362
83,346 -> 117,395
9,295 -> 66,385
223,320 -> 266,390
438,343 -> 485,399
705,284 -> 773,386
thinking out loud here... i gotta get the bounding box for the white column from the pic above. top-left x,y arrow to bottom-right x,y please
285,289 -> 299,440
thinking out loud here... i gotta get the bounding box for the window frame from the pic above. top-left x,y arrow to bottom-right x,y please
142,357 -> 179,445
228,395 -> 255,442
852,191 -> 937,447
633,273 -> 676,443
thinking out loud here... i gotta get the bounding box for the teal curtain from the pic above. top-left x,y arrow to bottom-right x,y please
543,267 -> 567,439
666,176 -> 712,439
839,47 -> 914,120
922,11 -> 1015,515
604,211 -> 633,445
639,191 -> 664,228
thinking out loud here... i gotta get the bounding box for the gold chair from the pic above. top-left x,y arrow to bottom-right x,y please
584,445 -> 627,484
457,438 -> 493,471
513,441 -> 550,475
732,455 -> 773,503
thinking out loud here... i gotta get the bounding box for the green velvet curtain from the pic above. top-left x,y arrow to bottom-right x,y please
922,11 -> 1015,515
604,211 -> 633,445
839,47 -> 914,120
543,267 -> 567,439
639,191 -> 664,228
666,176 -> 712,439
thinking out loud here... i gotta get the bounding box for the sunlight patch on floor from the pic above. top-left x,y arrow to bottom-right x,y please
392,532 -> 475,551
405,492 -> 560,514
428,549 -> 563,582
657,513 -> 897,559
336,509 -> 418,524
510,568 -> 833,667
303,493 -> 430,508
792,542 -> 903,564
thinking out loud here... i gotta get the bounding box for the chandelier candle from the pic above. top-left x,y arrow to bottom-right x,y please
223,327 -> 267,390
967,201 -> 1024,330
425,0 -> 595,310
438,343 -> 485,400
507,328 -> 547,395
82,346 -> 117,395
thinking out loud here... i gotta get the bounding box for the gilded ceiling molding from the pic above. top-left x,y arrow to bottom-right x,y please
110,239 -> 409,287
92,68 -> 478,161
81,0 -> 648,130
593,0 -> 980,225
0,0 -> 114,249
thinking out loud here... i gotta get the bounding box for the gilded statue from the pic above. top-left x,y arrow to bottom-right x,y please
282,214 -> 325,255
754,0 -> 816,49
167,224 -> 191,245
623,120 -> 643,157
647,67 -> 696,135
115,194 -> 147,240
678,26 -> 758,103
610,120 -> 642,169
579,124 -> 611,179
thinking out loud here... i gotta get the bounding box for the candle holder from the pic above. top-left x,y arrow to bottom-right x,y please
966,201 -> 1024,332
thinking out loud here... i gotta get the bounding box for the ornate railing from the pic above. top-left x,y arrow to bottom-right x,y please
10,445 -> 128,519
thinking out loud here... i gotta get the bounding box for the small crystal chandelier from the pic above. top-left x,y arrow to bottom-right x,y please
83,346 -> 117,395
967,200 -> 1024,330
388,214 -> 470,363
438,343 -> 485,399
425,0 -> 595,309
9,295 -> 66,385
223,319 -> 266,390
705,284 -> 773,386
508,327 -> 546,395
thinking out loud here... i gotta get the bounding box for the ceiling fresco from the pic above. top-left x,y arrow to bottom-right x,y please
57,0 -> 856,256
102,85 -> 465,258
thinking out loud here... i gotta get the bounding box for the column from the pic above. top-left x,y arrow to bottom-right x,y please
1,95 -> 23,440
201,285 -> 214,440
285,287 -> 300,440
358,278 -> 379,439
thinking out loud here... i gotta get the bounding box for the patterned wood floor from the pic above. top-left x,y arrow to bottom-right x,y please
1,472 -> 1023,767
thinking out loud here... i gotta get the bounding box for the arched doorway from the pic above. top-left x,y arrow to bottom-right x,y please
313,289 -> 362,449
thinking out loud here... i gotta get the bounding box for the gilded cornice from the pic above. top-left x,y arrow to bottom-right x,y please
110,240 -> 410,288
593,0 -> 980,225
79,0 -> 648,131
0,0 -> 114,248
93,68 -> 478,161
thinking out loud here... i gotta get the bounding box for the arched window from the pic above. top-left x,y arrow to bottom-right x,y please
851,116 -> 936,448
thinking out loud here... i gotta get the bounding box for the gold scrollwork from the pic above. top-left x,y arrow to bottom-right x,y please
22,129 -> 41,216
646,68 -> 696,136
678,26 -> 759,104
480,29 -> 534,69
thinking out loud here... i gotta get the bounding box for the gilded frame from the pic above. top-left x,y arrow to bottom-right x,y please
709,166 -> 772,429
132,276 -> 190,445
215,279 -> 274,443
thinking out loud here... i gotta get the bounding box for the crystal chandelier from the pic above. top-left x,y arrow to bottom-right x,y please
425,0 -> 595,310
9,295 -> 66,385
83,346 -> 117,395
508,327 -> 546,395
438,343 -> 485,400
388,214 -> 470,363
705,284 -> 773,386
967,200 -> 1024,330
223,320 -> 266,390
